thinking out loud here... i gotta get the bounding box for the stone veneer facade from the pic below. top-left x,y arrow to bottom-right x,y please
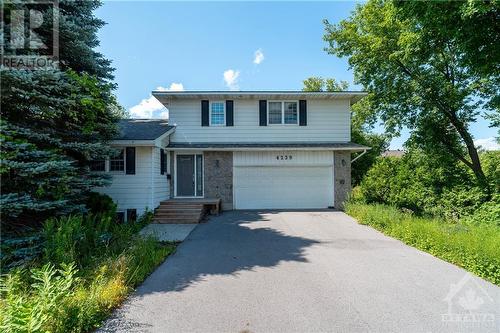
333,151 -> 352,210
169,150 -> 351,211
203,151 -> 233,210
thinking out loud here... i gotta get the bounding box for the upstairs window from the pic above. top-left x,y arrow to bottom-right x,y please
268,101 -> 298,125
284,102 -> 298,124
268,102 -> 282,124
110,148 -> 125,172
210,101 -> 225,126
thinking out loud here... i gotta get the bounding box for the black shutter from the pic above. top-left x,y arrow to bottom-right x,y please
201,100 -> 209,126
160,148 -> 165,175
259,100 -> 267,126
127,209 -> 137,223
299,100 -> 307,126
226,100 -> 234,126
125,147 -> 135,175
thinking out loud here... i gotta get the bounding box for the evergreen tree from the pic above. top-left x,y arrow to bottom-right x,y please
1,1 -> 123,227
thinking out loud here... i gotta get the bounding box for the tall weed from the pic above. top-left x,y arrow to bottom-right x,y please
346,202 -> 500,285
0,264 -> 76,333
0,212 -> 175,333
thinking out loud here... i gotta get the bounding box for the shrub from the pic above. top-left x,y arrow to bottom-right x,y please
461,194 -> 500,227
481,151 -> 500,191
360,154 -> 443,213
437,185 -> 489,221
359,150 -> 497,219
85,192 -> 116,217
346,202 -> 500,285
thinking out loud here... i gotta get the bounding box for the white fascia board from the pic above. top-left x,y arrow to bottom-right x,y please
168,146 -> 370,152
154,127 -> 176,147
110,140 -> 155,146
153,91 -> 368,105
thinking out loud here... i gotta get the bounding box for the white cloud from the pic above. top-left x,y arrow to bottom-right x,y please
165,83 -> 184,92
223,69 -> 240,90
253,48 -> 264,64
474,137 -> 500,151
129,83 -> 184,119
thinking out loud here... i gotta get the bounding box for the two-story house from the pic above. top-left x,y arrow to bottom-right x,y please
96,91 -> 369,221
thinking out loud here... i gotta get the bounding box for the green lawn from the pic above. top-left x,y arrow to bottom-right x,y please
345,202 -> 500,285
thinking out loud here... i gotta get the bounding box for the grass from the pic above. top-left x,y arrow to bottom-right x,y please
0,214 -> 176,333
345,202 -> 500,286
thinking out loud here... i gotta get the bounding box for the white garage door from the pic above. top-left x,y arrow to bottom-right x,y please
233,151 -> 334,209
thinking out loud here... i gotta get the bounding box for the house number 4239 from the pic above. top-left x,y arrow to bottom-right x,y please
276,155 -> 292,160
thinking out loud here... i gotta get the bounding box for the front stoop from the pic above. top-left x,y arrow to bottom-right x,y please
152,199 -> 221,224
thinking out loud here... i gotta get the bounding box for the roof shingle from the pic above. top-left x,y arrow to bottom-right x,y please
115,119 -> 174,140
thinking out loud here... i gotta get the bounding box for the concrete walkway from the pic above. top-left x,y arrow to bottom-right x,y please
100,211 -> 500,333
140,223 -> 196,242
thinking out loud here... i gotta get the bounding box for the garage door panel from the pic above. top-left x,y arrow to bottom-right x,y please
234,166 -> 333,209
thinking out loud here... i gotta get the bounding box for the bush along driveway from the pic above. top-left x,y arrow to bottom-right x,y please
99,210 -> 500,333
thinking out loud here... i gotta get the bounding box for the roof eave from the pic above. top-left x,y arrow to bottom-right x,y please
110,139 -> 157,146
167,147 -> 370,152
153,91 -> 368,104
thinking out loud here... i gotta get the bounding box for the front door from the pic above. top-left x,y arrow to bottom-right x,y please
176,155 -> 195,196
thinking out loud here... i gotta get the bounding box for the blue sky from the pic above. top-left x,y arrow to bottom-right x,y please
96,1 -> 498,150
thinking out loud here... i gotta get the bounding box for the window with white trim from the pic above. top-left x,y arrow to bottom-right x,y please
210,101 -> 225,126
284,102 -> 298,124
268,101 -> 298,125
110,148 -> 125,172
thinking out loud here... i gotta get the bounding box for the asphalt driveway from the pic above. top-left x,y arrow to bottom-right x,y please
100,211 -> 500,333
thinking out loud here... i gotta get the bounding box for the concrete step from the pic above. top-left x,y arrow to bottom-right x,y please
160,201 -> 204,206
155,207 -> 203,212
157,205 -> 204,209
153,199 -> 217,224
153,218 -> 200,224
154,213 -> 202,219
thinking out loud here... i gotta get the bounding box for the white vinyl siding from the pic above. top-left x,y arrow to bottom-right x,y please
169,99 -> 351,143
233,151 -> 334,209
95,146 -> 171,216
152,146 -> 170,208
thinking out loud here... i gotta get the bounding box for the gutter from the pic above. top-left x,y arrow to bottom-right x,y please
167,147 -> 369,152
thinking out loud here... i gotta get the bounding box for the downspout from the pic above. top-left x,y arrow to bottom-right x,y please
151,147 -> 155,209
351,149 -> 367,163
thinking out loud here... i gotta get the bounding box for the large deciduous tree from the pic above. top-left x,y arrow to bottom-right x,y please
323,0 -> 499,190
1,0 -> 123,227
